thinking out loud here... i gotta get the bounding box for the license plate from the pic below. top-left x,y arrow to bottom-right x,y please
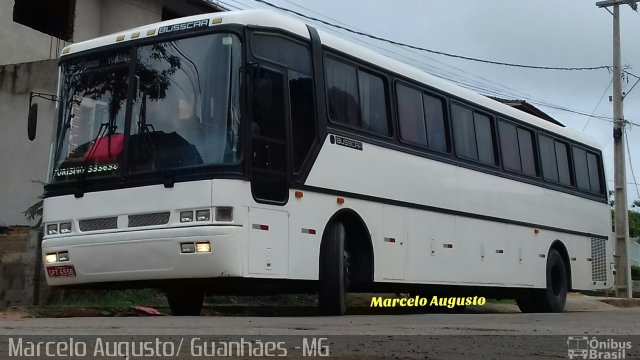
47,265 -> 76,278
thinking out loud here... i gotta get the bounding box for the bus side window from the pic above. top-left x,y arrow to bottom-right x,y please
573,147 -> 590,191
396,83 -> 447,152
251,33 -> 316,173
251,69 -> 286,172
540,135 -> 573,186
397,83 -> 427,147
423,93 -> 447,152
325,56 -> 391,137
539,135 -> 558,182
325,57 -> 359,127
554,141 -> 572,186
586,152 -> 603,194
498,120 -> 537,177
289,71 -> 315,172
575,147 -> 604,194
451,103 -> 496,165
357,69 -> 390,136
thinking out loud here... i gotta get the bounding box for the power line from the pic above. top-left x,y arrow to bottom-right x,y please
624,127 -> 640,199
607,179 -> 640,187
221,0 -> 640,127
583,78 -> 613,131
210,0 -> 243,10
240,0 -> 640,127
251,0 -> 614,72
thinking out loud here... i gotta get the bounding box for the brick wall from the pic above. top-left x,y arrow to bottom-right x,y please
0,228 -> 48,306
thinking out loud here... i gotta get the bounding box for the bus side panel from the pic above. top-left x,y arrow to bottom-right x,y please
406,209 -> 456,284
504,225 -> 544,287
455,216 -> 508,285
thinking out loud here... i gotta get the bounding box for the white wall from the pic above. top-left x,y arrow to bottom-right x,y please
0,0 -> 222,226
0,60 -> 57,226
99,0 -> 162,36
73,0 -> 102,43
0,0 -> 64,66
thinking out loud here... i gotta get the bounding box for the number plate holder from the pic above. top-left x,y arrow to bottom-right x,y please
47,265 -> 77,278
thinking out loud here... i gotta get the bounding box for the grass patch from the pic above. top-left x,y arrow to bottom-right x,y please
52,289 -> 165,309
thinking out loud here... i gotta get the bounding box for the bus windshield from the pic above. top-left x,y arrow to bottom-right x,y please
50,32 -> 242,183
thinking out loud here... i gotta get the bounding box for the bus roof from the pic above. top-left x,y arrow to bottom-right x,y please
60,9 -> 601,149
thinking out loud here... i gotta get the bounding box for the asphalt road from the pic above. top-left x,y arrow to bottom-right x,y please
1,303 -> 639,359
0,307 -> 639,336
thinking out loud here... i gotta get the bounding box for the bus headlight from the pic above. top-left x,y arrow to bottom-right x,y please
180,211 -> 194,223
196,209 -> 210,222
195,242 -> 211,253
46,224 -> 59,235
59,222 -> 72,234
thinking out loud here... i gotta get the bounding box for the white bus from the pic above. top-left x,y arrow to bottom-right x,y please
32,9 -> 612,316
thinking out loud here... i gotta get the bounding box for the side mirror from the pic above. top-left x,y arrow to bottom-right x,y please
28,103 -> 38,141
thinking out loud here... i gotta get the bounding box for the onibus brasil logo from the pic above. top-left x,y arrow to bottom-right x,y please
567,336 -> 632,359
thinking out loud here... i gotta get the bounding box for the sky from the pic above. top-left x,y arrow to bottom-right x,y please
211,0 -> 640,206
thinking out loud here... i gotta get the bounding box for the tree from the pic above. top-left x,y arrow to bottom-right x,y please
609,192 -> 640,239
631,200 -> 640,239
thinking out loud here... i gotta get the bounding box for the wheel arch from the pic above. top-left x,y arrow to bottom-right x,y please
320,208 -> 374,286
549,239 -> 572,291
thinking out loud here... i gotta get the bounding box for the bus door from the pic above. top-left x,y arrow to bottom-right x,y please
249,65 -> 289,204
247,64 -> 290,276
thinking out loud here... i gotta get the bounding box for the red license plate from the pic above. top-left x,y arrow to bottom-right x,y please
47,265 -> 76,278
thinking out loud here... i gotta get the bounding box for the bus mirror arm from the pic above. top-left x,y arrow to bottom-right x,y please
28,91 -> 59,141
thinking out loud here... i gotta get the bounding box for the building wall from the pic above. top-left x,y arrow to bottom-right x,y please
99,0 -> 163,36
73,0 -> 102,43
0,0 -> 224,226
0,0 -> 65,66
0,61 -> 58,226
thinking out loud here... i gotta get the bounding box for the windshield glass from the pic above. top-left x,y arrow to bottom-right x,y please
50,32 -> 242,184
51,50 -> 130,181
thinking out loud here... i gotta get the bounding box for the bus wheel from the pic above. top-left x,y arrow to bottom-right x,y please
167,289 -> 204,316
516,248 -> 568,313
318,221 -> 348,316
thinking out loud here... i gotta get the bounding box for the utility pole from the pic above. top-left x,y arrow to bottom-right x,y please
596,0 -> 636,298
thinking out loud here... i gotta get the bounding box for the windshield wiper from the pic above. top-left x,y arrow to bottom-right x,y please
73,121 -> 112,198
136,94 -> 174,188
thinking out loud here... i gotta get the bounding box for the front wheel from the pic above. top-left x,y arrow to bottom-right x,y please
318,222 -> 349,316
517,248 -> 568,313
166,289 -> 204,316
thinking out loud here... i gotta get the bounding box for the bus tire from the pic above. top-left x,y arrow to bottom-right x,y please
318,221 -> 347,316
167,289 -> 204,316
516,248 -> 568,313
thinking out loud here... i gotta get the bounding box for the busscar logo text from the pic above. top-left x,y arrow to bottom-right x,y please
158,20 -> 210,35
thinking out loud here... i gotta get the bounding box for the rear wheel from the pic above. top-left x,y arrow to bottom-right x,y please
167,289 -> 204,316
318,222 -> 349,316
517,248 -> 568,313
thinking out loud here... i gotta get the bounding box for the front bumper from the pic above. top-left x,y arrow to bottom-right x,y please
42,225 -> 244,286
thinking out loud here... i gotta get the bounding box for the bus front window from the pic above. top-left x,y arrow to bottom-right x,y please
130,33 -> 242,173
49,33 -> 242,185
50,50 -> 131,183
